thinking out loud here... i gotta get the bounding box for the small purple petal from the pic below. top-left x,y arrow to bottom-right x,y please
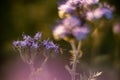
13,41 -> 27,47
42,40 -> 59,52
102,8 -> 112,19
34,32 -> 42,40
13,41 -> 20,47
32,42 -> 38,48
20,41 -> 27,47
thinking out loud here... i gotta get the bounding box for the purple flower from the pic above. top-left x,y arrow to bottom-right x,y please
102,8 -> 112,19
86,2 -> 113,20
13,41 -> 21,47
94,7 -> 112,19
34,32 -> 42,40
63,16 -> 81,29
93,8 -> 104,19
86,11 -> 94,21
72,25 -> 90,41
86,7 -> 112,20
22,33 -> 32,41
13,41 -> 27,47
66,0 -> 99,6
13,32 -> 42,49
32,42 -> 38,48
13,32 -> 60,63
20,41 -> 28,47
66,0 -> 81,6
58,3 -> 76,13
42,40 -> 59,52
85,0 -> 99,5
58,0 -> 81,18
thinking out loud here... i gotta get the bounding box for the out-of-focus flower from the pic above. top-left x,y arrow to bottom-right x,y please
67,0 -> 99,5
72,25 -> 90,41
94,7 -> 112,19
58,4 -> 76,13
86,5 -> 113,20
93,8 -> 104,19
13,41 -> 21,47
66,0 -> 81,6
54,0 -> 114,42
53,25 -> 70,40
58,0 -> 99,18
113,23 -> 120,34
58,2 -> 76,18
86,11 -> 94,21
63,16 -> 81,29
102,8 -> 113,19
53,16 -> 89,41
85,0 -> 99,5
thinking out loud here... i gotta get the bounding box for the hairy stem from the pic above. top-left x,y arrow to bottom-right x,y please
70,41 -> 77,80
70,41 -> 82,80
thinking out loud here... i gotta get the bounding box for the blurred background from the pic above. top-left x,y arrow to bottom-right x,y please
0,0 -> 120,80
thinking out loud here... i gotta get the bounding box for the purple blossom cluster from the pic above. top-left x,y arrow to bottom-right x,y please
13,32 -> 59,63
53,0 -> 113,41
13,32 -> 41,48
58,0 -> 99,15
86,3 -> 114,20
53,16 -> 89,41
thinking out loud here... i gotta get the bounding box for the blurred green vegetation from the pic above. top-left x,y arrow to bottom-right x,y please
0,0 -> 120,80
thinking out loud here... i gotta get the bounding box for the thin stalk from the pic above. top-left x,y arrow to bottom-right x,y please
70,41 -> 77,80
70,41 -> 82,80
37,56 -> 49,72
29,62 -> 35,80
77,41 -> 83,58
28,56 -> 48,80
77,41 -> 81,51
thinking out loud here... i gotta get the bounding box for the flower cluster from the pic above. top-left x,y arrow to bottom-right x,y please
13,32 -> 59,64
58,0 -> 99,16
53,0 -> 113,41
86,3 -> 114,21
13,32 -> 41,49
53,16 -> 90,41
